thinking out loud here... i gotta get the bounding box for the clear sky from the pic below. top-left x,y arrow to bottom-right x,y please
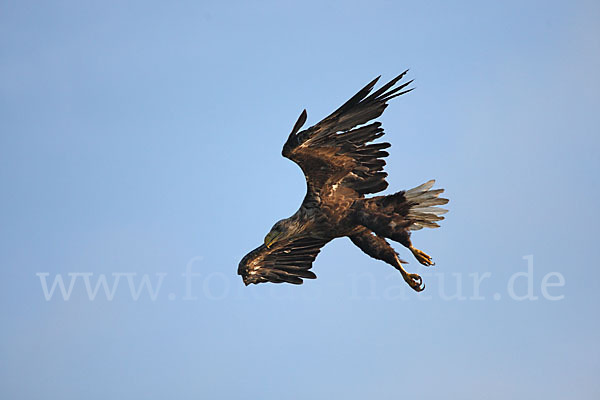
1,1 -> 599,399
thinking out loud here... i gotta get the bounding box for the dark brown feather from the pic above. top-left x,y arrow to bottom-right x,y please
281,71 -> 414,198
238,237 -> 329,285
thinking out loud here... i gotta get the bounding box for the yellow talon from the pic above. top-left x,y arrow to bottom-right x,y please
410,246 -> 435,266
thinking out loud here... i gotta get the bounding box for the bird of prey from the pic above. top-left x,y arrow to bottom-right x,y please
238,71 -> 448,292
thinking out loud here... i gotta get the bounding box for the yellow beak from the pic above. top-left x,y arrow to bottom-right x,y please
264,231 -> 280,249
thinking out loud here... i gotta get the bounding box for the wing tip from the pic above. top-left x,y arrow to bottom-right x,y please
290,109 -> 308,136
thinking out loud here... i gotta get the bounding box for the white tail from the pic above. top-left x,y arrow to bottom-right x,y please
404,180 -> 449,231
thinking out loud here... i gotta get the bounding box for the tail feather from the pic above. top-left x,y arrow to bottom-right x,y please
404,180 -> 449,231
405,179 -> 435,195
411,206 -> 448,215
353,179 -> 449,244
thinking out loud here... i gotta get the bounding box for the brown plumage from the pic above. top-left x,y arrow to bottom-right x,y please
238,71 -> 448,292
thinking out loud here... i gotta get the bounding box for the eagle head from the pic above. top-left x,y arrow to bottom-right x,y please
264,218 -> 298,248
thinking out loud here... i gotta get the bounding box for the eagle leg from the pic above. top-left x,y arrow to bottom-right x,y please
387,230 -> 435,267
409,246 -> 435,267
349,228 -> 425,292
352,206 -> 436,269
394,254 -> 425,292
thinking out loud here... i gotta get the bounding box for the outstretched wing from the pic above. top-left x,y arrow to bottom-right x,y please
282,71 -> 413,198
238,237 -> 330,285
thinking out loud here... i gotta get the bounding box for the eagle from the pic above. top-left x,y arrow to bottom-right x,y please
238,71 -> 448,292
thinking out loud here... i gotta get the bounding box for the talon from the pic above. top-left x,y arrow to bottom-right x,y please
411,247 -> 435,267
403,273 -> 425,292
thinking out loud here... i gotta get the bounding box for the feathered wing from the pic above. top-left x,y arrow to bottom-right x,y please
282,71 -> 414,198
238,237 -> 330,285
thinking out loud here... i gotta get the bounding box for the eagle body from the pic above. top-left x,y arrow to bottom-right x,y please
238,71 -> 448,292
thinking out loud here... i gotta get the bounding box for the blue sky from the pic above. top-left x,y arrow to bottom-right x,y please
1,1 -> 599,399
